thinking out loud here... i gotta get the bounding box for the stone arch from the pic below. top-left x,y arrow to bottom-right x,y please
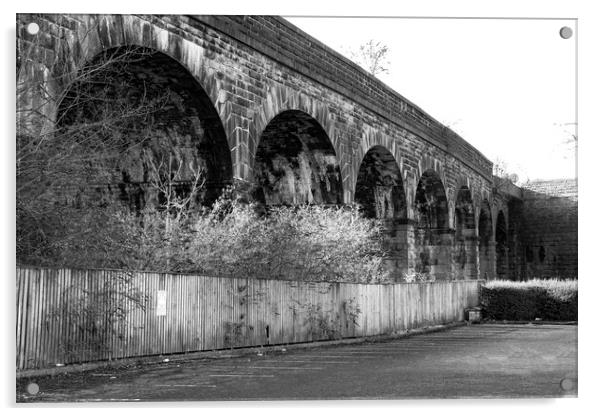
496,210 -> 509,279
353,145 -> 409,281
406,154 -> 448,221
417,155 -> 447,187
49,16 -> 226,131
415,169 -> 449,231
478,199 -> 494,280
353,125 -> 410,209
454,186 -> 476,237
354,145 -> 406,219
450,176 -> 472,215
251,85 -> 344,189
255,86 -> 335,140
452,186 -> 478,279
55,45 -> 232,210
252,109 -> 343,206
478,188 -> 493,209
30,15 -> 239,189
414,169 -> 451,280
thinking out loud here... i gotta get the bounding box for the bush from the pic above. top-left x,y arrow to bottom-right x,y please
17,189 -> 389,284
479,279 -> 577,321
185,197 -> 387,283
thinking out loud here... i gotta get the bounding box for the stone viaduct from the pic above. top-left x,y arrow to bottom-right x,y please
17,14 -> 536,282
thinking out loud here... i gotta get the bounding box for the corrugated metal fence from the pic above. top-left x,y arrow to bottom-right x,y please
16,267 -> 481,370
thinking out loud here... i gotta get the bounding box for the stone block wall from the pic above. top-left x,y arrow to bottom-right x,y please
519,179 -> 578,279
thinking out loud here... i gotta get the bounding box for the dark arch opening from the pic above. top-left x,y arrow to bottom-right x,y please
354,145 -> 408,280
56,46 -> 232,211
453,186 -> 476,277
496,210 -> 508,279
415,170 -> 448,231
478,200 -> 493,279
253,110 -> 342,206
454,186 -> 475,239
414,170 -> 449,279
354,146 -> 406,219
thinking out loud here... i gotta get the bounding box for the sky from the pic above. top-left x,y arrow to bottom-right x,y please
285,17 -> 577,183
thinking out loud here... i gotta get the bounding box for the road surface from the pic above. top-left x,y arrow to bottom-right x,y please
17,323 -> 577,402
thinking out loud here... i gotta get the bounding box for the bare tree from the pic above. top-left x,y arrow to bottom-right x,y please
493,159 -> 519,186
145,153 -> 206,234
17,42 -> 170,199
349,40 -> 391,77
16,27 -> 179,266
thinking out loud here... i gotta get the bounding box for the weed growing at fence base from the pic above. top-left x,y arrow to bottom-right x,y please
47,271 -> 148,363
479,279 -> 577,321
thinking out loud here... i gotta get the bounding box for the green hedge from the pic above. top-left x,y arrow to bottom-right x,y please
479,279 -> 577,321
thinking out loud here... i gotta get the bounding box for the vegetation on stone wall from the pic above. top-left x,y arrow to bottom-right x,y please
347,40 -> 390,77
479,279 -> 577,321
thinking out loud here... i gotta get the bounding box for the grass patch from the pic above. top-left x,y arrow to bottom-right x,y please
480,279 -> 577,321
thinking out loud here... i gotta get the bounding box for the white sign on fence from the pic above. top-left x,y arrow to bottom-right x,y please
156,290 -> 167,316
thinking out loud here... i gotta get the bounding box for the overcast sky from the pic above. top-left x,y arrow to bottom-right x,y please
285,17 -> 576,183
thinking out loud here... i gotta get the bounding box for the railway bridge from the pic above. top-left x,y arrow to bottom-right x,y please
17,14 -> 519,281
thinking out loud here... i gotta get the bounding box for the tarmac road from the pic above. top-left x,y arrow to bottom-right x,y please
16,323 -> 577,402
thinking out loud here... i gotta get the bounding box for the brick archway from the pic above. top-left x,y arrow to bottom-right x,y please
55,46 -> 232,210
354,145 -> 406,219
252,109 -> 343,206
354,145 -> 409,280
414,169 -> 452,280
